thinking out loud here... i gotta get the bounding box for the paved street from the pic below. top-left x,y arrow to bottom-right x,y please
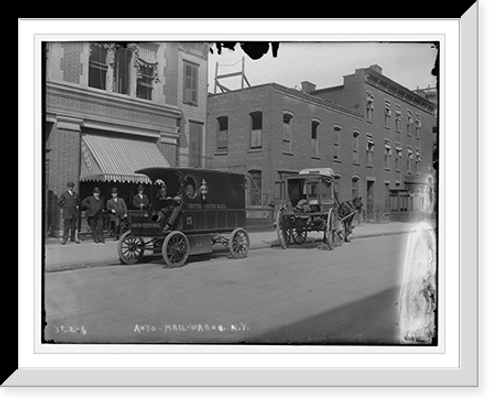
44,232 -> 410,345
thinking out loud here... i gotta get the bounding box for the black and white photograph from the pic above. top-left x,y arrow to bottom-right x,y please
42,40 -> 438,346
12,10 -> 490,397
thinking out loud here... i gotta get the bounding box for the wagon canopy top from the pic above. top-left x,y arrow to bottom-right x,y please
297,168 -> 337,180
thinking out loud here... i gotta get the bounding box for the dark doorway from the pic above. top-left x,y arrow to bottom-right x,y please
366,180 -> 374,220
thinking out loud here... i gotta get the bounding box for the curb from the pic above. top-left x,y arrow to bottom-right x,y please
44,230 -> 413,273
263,230 -> 411,248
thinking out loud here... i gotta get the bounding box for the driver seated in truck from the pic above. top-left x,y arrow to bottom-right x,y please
151,181 -> 181,233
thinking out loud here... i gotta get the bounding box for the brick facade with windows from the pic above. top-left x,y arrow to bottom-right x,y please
44,42 -> 208,238
207,65 -> 436,224
312,64 -> 436,222
206,83 -> 365,222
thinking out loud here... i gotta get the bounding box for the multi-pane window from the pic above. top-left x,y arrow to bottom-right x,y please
247,170 -> 262,206
114,46 -> 133,95
353,131 -> 359,163
384,140 -> 392,168
407,110 -> 413,136
415,113 -> 422,138
136,64 -> 154,100
395,104 -> 402,132
415,148 -> 421,173
88,44 -> 107,90
183,61 -> 199,105
384,100 -> 392,128
311,121 -> 320,156
333,125 -> 341,160
366,136 -> 374,166
283,113 -> 292,152
135,44 -> 158,100
407,147 -> 413,173
395,145 -> 402,171
250,112 -> 263,148
366,91 -> 374,122
216,116 -> 228,151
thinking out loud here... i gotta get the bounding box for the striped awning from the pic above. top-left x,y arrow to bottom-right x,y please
80,132 -> 169,184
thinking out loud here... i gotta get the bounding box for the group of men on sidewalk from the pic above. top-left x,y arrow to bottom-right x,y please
57,182 -> 149,245
57,181 -> 181,245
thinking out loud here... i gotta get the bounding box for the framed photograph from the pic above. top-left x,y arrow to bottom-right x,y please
11,10 -> 477,386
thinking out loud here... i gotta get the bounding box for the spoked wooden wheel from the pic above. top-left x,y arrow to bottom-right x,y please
162,231 -> 190,268
117,231 -> 145,265
292,228 -> 308,245
323,209 -> 336,250
275,207 -> 290,249
229,228 -> 250,259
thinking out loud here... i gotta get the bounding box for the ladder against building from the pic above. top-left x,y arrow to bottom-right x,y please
214,57 -> 251,93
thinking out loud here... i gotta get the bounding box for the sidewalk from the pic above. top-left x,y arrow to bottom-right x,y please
44,221 -> 435,272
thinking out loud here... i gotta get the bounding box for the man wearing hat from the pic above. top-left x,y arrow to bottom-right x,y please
81,187 -> 105,244
106,187 -> 128,240
132,184 -> 149,212
58,181 -> 80,244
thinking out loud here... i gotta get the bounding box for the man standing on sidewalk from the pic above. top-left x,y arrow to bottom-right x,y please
81,187 -> 105,244
58,181 -> 80,245
106,187 -> 128,240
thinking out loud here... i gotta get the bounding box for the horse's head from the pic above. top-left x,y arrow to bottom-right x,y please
353,196 -> 364,213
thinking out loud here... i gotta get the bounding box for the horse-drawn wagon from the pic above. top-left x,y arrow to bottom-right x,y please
117,167 -> 250,268
274,168 -> 363,250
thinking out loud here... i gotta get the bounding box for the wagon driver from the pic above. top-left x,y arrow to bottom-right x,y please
155,181 -> 182,234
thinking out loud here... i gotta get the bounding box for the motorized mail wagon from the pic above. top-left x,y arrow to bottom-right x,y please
117,167 -> 250,267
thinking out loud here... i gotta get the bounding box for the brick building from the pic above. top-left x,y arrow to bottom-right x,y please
311,64 -> 436,222
206,64 -> 436,225
45,42 -> 209,238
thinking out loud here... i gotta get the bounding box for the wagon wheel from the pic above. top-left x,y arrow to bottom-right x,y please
292,228 -> 308,245
117,231 -> 145,265
275,207 -> 290,249
323,208 -> 336,251
162,231 -> 190,268
229,228 -> 250,259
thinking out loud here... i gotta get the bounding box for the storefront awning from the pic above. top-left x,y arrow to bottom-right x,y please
80,132 -> 170,184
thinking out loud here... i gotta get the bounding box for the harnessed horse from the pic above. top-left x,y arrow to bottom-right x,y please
336,196 -> 364,242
